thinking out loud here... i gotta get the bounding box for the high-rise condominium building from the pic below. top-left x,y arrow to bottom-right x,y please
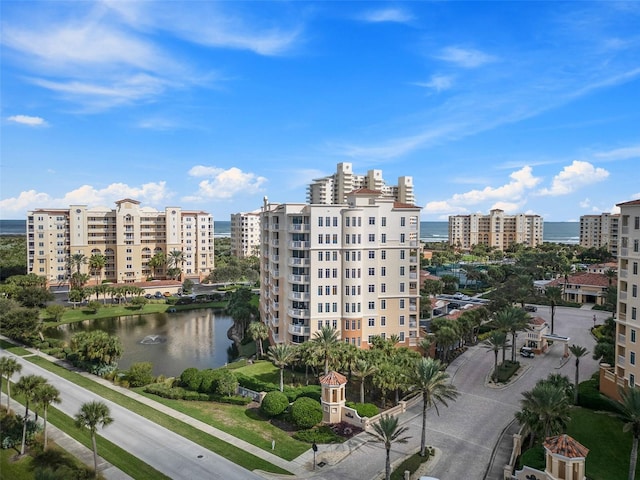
259,189 -> 421,350
600,199 -> 640,399
27,199 -> 215,285
307,162 -> 415,205
448,209 -> 543,251
579,212 -> 620,257
230,209 -> 261,258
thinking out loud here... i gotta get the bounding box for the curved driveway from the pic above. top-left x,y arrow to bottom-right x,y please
6,355 -> 264,480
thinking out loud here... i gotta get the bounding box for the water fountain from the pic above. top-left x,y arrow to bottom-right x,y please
140,334 -> 166,345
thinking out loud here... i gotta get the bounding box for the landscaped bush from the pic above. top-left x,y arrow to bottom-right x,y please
293,425 -> 342,444
236,372 -> 277,393
210,394 -> 252,406
261,391 -> 290,417
198,369 -> 218,393
577,378 -> 620,413
126,362 -> 156,387
212,369 -> 239,397
180,367 -> 200,390
292,385 -> 322,402
290,397 -> 323,429
494,360 -> 520,383
330,421 -> 362,439
390,450 -> 431,480
345,402 -> 378,418
144,383 -> 208,401
518,445 -> 545,471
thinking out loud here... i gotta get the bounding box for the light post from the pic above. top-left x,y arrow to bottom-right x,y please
312,441 -> 318,470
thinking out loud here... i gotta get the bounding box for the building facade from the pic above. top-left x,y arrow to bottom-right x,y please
307,162 -> 415,206
27,199 -> 215,285
259,189 -> 421,350
448,209 -> 544,251
579,212 -> 620,257
230,209 -> 261,258
600,199 -> 640,400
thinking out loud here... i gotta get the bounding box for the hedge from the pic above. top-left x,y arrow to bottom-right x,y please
577,379 -> 621,413
261,391 -> 290,417
290,397 -> 323,429
390,450 -> 431,480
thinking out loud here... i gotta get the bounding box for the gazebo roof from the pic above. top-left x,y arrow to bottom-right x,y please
319,371 -> 348,386
544,434 -> 589,458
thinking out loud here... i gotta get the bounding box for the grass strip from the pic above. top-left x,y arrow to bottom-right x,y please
26,356 -> 291,475
0,339 -> 32,356
134,388 -> 309,460
0,448 -> 33,480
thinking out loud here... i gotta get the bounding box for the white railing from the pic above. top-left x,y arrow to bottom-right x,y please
289,241 -> 310,249
619,333 -> 626,344
289,291 -> 310,301
288,274 -> 310,283
288,308 -> 310,318
288,324 -> 310,336
618,355 -> 626,366
289,257 -> 310,266
289,224 -> 310,232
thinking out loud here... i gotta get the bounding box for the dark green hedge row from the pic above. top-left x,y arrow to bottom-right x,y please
234,372 -> 321,402
390,450 -> 431,480
495,360 -> 520,383
577,379 -> 620,413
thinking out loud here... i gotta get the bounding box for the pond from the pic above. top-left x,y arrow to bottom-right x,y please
44,309 -> 237,377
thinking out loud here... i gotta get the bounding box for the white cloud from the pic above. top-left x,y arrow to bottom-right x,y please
450,166 -> 541,205
490,201 -> 524,213
579,198 -> 591,208
0,183 -> 172,218
360,8 -> 413,24
435,46 -> 496,68
538,160 -> 609,196
414,75 -> 455,92
184,166 -> 267,201
7,115 -> 48,127
422,200 -> 468,215
593,145 -> 640,161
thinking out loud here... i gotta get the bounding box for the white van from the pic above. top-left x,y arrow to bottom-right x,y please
520,346 -> 534,358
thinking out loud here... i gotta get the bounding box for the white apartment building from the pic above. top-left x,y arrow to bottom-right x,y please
259,189 -> 421,350
448,209 -> 544,251
579,212 -> 620,257
230,209 -> 261,258
27,199 -> 215,285
307,162 -> 415,205
600,200 -> 640,400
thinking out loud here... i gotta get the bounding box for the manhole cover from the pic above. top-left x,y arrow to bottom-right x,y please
317,461 -> 327,468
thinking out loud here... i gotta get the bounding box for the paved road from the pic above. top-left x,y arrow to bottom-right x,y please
4,354 -> 265,480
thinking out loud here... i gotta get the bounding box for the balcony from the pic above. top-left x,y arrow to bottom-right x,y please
289,241 -> 310,249
289,291 -> 311,301
271,302 -> 279,310
288,274 -> 310,284
288,308 -> 310,318
288,324 -> 310,336
271,285 -> 279,295
288,257 -> 310,266
618,355 -> 626,366
618,333 -> 626,344
288,224 -> 310,232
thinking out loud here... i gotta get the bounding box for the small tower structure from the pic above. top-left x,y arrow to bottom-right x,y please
319,371 -> 347,424
543,434 -> 589,480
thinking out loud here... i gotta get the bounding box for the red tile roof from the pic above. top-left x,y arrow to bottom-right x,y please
319,371 -> 348,386
544,434 -> 589,458
617,199 -> 640,207
549,272 -> 611,288
530,316 -> 547,326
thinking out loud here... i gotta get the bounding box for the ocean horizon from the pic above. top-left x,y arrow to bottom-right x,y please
0,219 -> 580,244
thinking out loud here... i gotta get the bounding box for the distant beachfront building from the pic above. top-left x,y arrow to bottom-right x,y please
259,189 -> 421,350
27,199 -> 215,285
579,212 -> 620,257
230,209 -> 261,258
600,199 -> 640,400
307,162 -> 415,205
448,209 -> 543,251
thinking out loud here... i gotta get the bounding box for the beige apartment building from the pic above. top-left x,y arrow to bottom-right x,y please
27,199 -> 215,285
308,162 -> 415,206
579,212 -> 620,257
230,209 -> 261,258
600,199 -> 640,400
448,209 -> 543,251
259,189 -> 421,350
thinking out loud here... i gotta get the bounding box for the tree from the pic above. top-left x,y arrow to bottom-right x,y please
618,387 -> 640,480
516,382 -> 570,445
568,344 -> 589,405
0,356 -> 23,410
352,359 -> 377,404
167,250 -> 185,280
311,325 -> 340,375
88,254 -> 106,286
71,330 -> 123,368
248,321 -> 269,358
69,253 -> 87,275
0,307 -> 41,343
75,401 -> 114,477
45,304 -> 66,322
33,383 -> 61,449
148,252 -> 166,279
483,331 -> 509,381
267,344 -> 297,392
408,357 -> 459,457
545,286 -> 563,334
15,374 -> 46,454
493,306 -> 530,362
367,414 -> 411,480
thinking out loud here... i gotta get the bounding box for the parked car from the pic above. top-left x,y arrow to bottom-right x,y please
154,291 -> 164,299
520,346 -> 535,358
524,305 -> 537,312
453,292 -> 464,299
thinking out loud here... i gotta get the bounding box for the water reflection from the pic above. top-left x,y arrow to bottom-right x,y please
45,309 -> 236,377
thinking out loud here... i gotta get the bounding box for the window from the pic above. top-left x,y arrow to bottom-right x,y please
400,283 -> 405,292
318,286 -> 323,295
318,252 -> 323,261
400,233 -> 405,243
633,307 -> 637,320
381,267 -> 386,276
318,234 -> 323,244
400,315 -> 405,325
634,285 -> 638,298
333,252 -> 337,261
381,316 -> 386,326
333,302 -> 337,312
381,299 -> 386,309
381,217 -> 386,226
400,299 -> 405,308
631,374 -> 636,387
346,217 -> 350,227
333,234 -> 338,244
632,352 -> 636,366
318,217 -> 323,226
400,250 -> 405,260
634,262 -> 639,275
381,233 -> 386,243
333,217 -> 338,227
381,250 -> 386,260
318,320 -> 323,330
369,267 -> 375,275
636,216 -> 640,230
326,303 -> 331,312
369,217 -> 375,225
352,286 -> 357,295
399,332 -> 405,342
345,303 -> 350,313
345,320 -> 350,330
318,304 -> 323,313
632,329 -> 637,343
325,234 -> 331,244
369,284 -> 375,293
325,286 -> 331,295
333,268 -> 338,278
325,217 -> 330,226
345,234 -> 350,244
368,318 -> 375,327
381,283 -> 386,293
400,266 -> 405,276
369,234 -> 375,242
369,250 -> 375,259
332,319 -> 337,329
635,239 -> 640,253
401,217 -> 406,227
368,301 -> 375,309
318,269 -> 323,278
332,286 -> 337,295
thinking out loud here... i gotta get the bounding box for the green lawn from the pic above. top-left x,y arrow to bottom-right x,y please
0,448 -> 33,480
0,338 -> 32,356
25,356 -> 291,475
567,407 -> 640,480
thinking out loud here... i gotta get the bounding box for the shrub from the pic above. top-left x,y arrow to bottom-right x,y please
577,378 -> 620,413
180,367 -> 200,390
198,369 -> 218,393
290,397 -> 323,429
261,391 -> 290,417
127,362 -> 156,387
293,385 -> 322,402
390,450 -> 431,480
494,360 -> 520,383
211,394 -> 252,406
213,369 -> 238,397
353,403 -> 378,418
294,425 -> 342,444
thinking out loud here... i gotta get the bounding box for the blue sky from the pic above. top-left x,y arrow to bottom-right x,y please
1,1 -> 639,222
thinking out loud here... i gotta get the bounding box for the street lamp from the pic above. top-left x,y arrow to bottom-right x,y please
312,441 -> 318,470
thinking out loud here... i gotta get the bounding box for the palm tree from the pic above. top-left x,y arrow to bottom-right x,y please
408,357 -> 459,457
545,286 -> 563,334
88,254 -> 106,286
517,382 -> 570,444
352,358 -> 377,404
267,344 -> 297,392
311,325 -> 340,375
69,253 -> 87,275
248,321 -> 269,358
148,251 -> 166,279
568,344 -> 589,405
14,374 -> 46,455
483,331 -> 509,381
367,414 -> 411,480
75,401 -> 114,477
435,325 -> 458,362
34,383 -> 61,449
167,250 -> 185,280
0,356 -> 22,410
618,386 -> 640,480
493,306 -> 530,362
